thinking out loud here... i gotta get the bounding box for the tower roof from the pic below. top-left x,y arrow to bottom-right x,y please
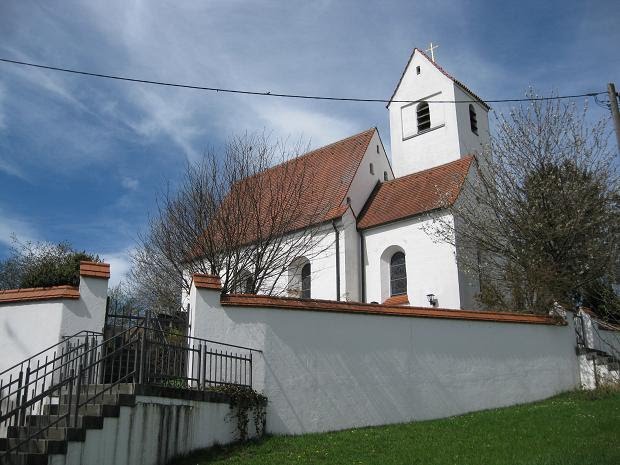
387,48 -> 490,110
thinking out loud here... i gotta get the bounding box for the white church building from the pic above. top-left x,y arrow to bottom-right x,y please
219,48 -> 491,310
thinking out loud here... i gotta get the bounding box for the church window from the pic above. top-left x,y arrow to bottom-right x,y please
390,252 -> 407,296
416,102 -> 431,132
370,163 -> 375,175
301,263 -> 311,299
416,66 -> 421,75
383,171 -> 388,181
234,269 -> 253,294
376,145 -> 380,154
288,257 -> 311,299
469,104 -> 478,135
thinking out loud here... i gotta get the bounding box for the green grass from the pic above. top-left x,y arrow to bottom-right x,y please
170,389 -> 620,465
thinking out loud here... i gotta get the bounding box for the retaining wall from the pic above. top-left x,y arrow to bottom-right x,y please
190,274 -> 580,435
49,390 -> 260,465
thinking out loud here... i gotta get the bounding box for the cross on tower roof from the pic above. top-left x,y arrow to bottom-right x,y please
425,42 -> 439,62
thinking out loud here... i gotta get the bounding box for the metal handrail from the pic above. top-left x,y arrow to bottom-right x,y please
0,330 -> 102,376
0,324 -> 260,459
1,330 -> 142,457
147,325 -> 263,353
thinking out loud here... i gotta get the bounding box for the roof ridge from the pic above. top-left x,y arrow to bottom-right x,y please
248,127 -> 376,179
303,127 -> 375,156
231,127 -> 376,186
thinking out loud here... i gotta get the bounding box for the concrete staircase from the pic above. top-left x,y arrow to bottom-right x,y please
577,347 -> 620,388
0,385 -> 136,465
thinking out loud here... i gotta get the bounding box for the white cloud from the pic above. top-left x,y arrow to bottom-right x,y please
0,207 -> 39,248
121,176 -> 139,191
0,158 -> 28,181
251,103 -> 361,149
101,249 -> 133,288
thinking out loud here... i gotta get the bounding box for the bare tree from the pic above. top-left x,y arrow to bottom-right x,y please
130,133 -> 335,311
429,91 -> 619,315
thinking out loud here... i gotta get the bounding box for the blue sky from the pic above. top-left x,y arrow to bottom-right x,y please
0,0 -> 618,285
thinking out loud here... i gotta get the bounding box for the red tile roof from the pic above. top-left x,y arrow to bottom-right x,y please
79,261 -> 110,279
357,156 -> 474,230
221,294 -> 565,326
387,48 -> 490,110
193,274 -> 222,290
382,295 -> 409,306
216,128 -> 375,247
0,285 -> 80,304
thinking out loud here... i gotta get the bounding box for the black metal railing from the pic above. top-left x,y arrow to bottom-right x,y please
0,323 -> 260,459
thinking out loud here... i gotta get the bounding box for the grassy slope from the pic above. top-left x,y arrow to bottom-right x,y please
171,390 -> 620,465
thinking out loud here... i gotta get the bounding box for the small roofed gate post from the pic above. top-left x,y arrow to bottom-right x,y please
189,274 -> 263,390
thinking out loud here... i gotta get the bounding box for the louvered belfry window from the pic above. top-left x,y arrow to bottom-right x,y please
390,252 -> 407,296
469,104 -> 478,135
417,102 -> 431,132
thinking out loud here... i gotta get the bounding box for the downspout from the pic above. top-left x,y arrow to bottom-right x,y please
332,220 -> 341,301
360,230 -> 366,303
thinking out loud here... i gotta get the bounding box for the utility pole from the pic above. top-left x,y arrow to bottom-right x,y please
608,83 -> 620,155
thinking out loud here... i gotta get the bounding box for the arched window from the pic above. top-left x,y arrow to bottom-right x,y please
469,104 -> 478,135
288,257 -> 311,298
301,263 -> 311,299
416,102 -> 431,132
390,252 -> 407,296
383,171 -> 388,181
234,269 -> 253,294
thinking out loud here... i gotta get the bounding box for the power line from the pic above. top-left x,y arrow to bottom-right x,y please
0,56 -> 606,105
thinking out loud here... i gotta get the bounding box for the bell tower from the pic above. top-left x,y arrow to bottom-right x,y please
387,47 -> 490,177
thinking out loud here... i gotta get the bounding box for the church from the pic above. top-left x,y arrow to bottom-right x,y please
226,48 -> 491,310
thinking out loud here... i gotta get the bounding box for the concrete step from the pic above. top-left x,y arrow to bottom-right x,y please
0,451 -> 48,465
0,437 -> 66,455
7,426 -> 84,442
43,403 -> 120,418
26,413 -> 103,430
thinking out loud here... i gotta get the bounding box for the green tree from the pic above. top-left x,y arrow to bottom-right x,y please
430,91 -> 619,315
0,239 -> 100,290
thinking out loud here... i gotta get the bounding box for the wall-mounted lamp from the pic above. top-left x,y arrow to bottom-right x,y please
426,293 -> 438,307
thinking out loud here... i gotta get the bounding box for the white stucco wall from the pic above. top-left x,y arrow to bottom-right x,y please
340,210 -> 360,301
191,285 -> 579,435
454,84 -> 490,157
388,51 -> 489,177
389,53 -> 460,177
345,130 -> 393,216
0,275 -> 108,372
49,395 -> 259,465
362,212 -> 464,308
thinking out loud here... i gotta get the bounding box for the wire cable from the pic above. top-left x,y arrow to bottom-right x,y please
0,57 -> 607,105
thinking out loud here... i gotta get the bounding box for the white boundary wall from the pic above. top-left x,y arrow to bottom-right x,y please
191,282 -> 580,435
0,268 -> 108,372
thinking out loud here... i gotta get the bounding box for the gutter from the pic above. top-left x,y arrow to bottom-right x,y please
360,230 -> 366,303
332,220 -> 341,301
